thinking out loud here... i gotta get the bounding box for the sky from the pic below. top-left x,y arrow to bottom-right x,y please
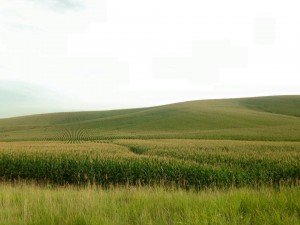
0,0 -> 299,118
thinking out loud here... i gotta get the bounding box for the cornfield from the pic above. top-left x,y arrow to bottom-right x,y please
0,140 -> 299,189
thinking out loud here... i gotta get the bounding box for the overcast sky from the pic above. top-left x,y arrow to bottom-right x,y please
0,0 -> 299,118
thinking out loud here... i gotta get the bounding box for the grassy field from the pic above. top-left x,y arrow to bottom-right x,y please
0,95 -> 299,224
0,95 -> 299,141
0,184 -> 300,225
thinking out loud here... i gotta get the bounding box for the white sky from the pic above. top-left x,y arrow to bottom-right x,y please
0,0 -> 300,117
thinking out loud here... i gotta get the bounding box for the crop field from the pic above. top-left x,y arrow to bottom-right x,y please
0,96 -> 299,142
0,140 -> 299,189
0,96 -> 299,224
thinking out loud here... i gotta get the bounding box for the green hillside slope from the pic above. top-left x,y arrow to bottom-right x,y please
0,95 -> 299,141
240,95 -> 300,117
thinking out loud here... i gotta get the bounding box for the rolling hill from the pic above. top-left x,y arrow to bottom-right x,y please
0,95 -> 299,141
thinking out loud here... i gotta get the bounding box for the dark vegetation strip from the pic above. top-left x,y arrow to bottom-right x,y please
0,153 -> 299,189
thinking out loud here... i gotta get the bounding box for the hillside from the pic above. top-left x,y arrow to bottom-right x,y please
240,96 -> 300,117
0,95 -> 299,141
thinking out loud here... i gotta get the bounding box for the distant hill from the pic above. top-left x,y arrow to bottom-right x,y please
240,96 -> 300,117
0,95 -> 299,141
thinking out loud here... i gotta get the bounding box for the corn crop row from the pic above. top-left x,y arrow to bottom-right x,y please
0,153 -> 299,188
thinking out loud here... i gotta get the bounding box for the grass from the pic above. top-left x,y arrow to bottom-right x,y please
0,95 -> 299,141
240,95 -> 300,117
0,184 -> 299,225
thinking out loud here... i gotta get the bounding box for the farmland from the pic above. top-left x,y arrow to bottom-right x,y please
0,140 -> 299,188
0,95 -> 299,142
0,95 -> 299,224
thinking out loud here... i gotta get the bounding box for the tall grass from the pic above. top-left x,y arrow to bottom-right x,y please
0,183 -> 299,225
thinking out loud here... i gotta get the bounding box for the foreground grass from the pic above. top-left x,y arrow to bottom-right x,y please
0,184 -> 299,225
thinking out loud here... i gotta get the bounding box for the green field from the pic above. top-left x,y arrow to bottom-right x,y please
1,184 -> 300,225
0,95 -> 299,224
0,95 -> 299,142
0,140 -> 299,188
